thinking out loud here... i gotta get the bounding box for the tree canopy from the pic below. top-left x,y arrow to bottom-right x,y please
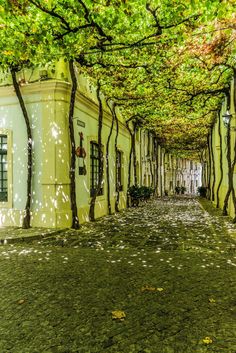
1,0 -> 236,158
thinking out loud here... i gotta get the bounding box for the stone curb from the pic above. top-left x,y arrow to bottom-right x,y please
0,228 -> 68,245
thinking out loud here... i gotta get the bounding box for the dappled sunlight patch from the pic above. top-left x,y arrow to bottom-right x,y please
140,286 -> 164,293
202,336 -> 213,344
111,310 -> 126,321
209,298 -> 216,303
0,197 -> 235,352
17,299 -> 26,305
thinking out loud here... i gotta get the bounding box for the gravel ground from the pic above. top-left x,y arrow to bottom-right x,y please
0,196 -> 235,353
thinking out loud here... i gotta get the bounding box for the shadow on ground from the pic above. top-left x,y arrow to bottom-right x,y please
0,197 -> 235,353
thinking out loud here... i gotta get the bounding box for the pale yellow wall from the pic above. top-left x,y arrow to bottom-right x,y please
208,78 -> 236,220
73,88 -> 131,221
0,64 -> 204,228
0,84 -> 47,226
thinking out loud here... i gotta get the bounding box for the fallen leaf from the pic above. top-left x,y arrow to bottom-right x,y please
209,298 -> 216,303
141,286 -> 164,292
202,337 -> 213,344
112,310 -> 126,321
141,286 -> 156,292
17,299 -> 26,305
156,288 -> 164,292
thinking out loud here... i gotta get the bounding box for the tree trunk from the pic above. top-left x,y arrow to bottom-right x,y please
106,100 -> 115,215
207,134 -> 211,200
149,134 -> 154,187
216,111 -> 223,208
11,68 -> 32,229
154,138 -> 159,196
231,69 -> 236,222
222,91 -> 232,216
163,152 -> 166,195
149,158 -> 153,187
201,161 -> 205,187
199,152 -> 205,187
132,123 -> 138,186
68,60 -> 80,229
160,150 -> 163,197
126,121 -> 134,207
231,138 -> 236,222
210,128 -> 216,202
222,124 -> 233,215
232,139 -> 236,223
113,104 -> 120,212
89,81 -> 103,221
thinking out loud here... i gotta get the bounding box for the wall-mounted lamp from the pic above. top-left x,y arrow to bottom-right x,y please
222,110 -> 236,130
222,110 -> 232,127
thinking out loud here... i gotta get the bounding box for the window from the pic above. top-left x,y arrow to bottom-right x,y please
0,135 -> 8,202
116,150 -> 123,191
90,142 -> 103,197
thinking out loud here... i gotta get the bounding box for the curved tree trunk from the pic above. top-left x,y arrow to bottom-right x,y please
199,151 -> 206,187
222,124 -> 233,215
160,150 -> 163,197
231,138 -> 236,222
126,121 -> 133,207
222,91 -> 232,216
154,137 -> 159,196
210,128 -> 216,202
207,134 -> 211,200
113,104 -> 120,212
106,100 -> 115,215
232,69 -> 236,222
11,68 -> 32,229
89,81 -> 104,221
216,111 -> 223,208
149,134 -> 154,187
163,152 -> 166,195
132,122 -> 138,186
68,60 -> 80,229
202,163 -> 205,187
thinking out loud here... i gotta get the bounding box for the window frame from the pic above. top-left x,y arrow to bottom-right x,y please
90,141 -> 104,197
116,149 -> 123,192
0,129 -> 12,208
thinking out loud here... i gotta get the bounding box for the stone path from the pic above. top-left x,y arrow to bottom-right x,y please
0,197 -> 236,353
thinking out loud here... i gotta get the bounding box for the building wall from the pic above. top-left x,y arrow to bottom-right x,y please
206,78 -> 236,220
0,65 -> 202,228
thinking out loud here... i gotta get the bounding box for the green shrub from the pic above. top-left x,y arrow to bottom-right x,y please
139,186 -> 154,200
197,186 -> 207,198
128,185 -> 154,206
175,186 -> 181,194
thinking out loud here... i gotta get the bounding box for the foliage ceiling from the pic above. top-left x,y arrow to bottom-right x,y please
0,0 -> 236,158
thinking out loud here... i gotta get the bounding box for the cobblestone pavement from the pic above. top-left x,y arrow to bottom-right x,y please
0,197 -> 236,353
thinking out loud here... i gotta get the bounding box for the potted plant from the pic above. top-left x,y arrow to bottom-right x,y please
128,185 -> 141,207
175,186 -> 181,195
197,186 -> 207,198
128,185 -> 154,206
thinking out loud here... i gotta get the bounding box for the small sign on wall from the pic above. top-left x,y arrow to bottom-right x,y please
76,119 -> 86,128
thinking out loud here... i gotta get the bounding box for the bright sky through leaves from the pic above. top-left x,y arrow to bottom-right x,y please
0,0 -> 236,158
